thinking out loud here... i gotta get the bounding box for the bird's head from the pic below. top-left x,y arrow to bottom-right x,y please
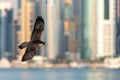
37,16 -> 44,24
34,16 -> 44,30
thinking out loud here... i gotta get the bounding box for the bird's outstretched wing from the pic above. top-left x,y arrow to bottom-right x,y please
22,45 -> 36,61
30,16 -> 44,41
21,16 -> 45,61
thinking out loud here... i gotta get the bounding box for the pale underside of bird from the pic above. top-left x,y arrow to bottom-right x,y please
19,16 -> 46,62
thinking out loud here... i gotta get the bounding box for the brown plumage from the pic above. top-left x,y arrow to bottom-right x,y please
19,16 -> 46,62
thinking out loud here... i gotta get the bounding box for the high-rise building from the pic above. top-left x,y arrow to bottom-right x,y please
116,0 -> 120,55
77,0 -> 97,60
20,0 -> 35,58
0,2 -> 14,59
76,0 -> 115,59
91,0 -> 97,60
96,0 -> 115,57
64,0 -> 75,61
12,0 -> 22,60
40,0 -> 48,57
34,0 -> 43,56
21,0 -> 35,42
57,0 -> 65,58
0,6 -> 3,59
47,0 -> 61,60
4,8 -> 14,59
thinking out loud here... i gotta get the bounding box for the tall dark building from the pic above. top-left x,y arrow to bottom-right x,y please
57,0 -> 65,60
76,0 -> 93,60
4,8 -> 14,59
0,9 -> 2,59
0,2 -> 14,60
116,0 -> 120,55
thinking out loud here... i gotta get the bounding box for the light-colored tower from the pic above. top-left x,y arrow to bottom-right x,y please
21,0 -> 35,42
20,0 -> 35,58
91,0 -> 97,60
97,0 -> 115,57
47,0 -> 60,60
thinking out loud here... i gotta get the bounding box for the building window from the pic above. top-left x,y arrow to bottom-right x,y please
104,0 -> 109,19
42,0 -> 47,4
16,25 -> 21,31
18,0 -> 21,9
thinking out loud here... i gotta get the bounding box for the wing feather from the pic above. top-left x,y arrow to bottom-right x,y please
21,16 -> 44,62
21,45 -> 36,61
30,16 -> 44,41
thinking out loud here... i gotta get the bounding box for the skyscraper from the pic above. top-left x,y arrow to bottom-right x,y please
4,8 -> 14,59
21,0 -> 35,43
40,0 -> 48,57
20,0 -> 35,58
58,0 -> 65,58
77,0 -> 97,60
90,0 -> 97,60
0,1 -> 14,59
96,0 -> 115,57
47,0 -> 61,60
34,0 -> 43,56
64,0 -> 79,61
0,7 -> 3,59
116,0 -> 120,55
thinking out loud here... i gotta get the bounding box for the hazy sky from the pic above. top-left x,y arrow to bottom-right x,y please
0,0 -> 18,19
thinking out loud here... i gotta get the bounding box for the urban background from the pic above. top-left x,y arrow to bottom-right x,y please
0,0 -> 120,68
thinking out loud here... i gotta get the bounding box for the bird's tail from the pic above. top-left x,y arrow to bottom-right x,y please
19,42 -> 29,49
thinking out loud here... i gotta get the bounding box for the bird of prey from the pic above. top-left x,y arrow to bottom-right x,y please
19,16 -> 46,62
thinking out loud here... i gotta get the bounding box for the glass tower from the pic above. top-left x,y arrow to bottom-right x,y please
80,0 -> 92,59
0,10 -> 2,58
116,0 -> 120,56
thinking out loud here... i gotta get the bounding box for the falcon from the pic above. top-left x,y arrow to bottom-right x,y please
18,16 -> 46,62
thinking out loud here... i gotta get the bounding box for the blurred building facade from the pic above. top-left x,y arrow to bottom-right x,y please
14,0 -> 22,58
76,0 -> 97,60
17,0 -> 120,61
4,6 -> 14,59
116,0 -> 120,56
0,3 -> 3,59
0,2 -> 15,60
58,0 -> 65,59
0,11 -> 1,58
90,0 -> 97,60
80,0 -> 92,59
0,0 -> 118,61
47,0 -> 61,60
40,0 -> 48,57
20,0 -> 35,59
21,0 -> 35,43
63,0 -> 79,61
96,0 -> 115,58
76,0 -> 116,60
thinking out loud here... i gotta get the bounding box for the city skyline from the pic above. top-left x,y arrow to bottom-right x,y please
0,0 -> 119,62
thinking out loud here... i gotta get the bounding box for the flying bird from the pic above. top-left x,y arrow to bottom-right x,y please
19,16 -> 46,62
